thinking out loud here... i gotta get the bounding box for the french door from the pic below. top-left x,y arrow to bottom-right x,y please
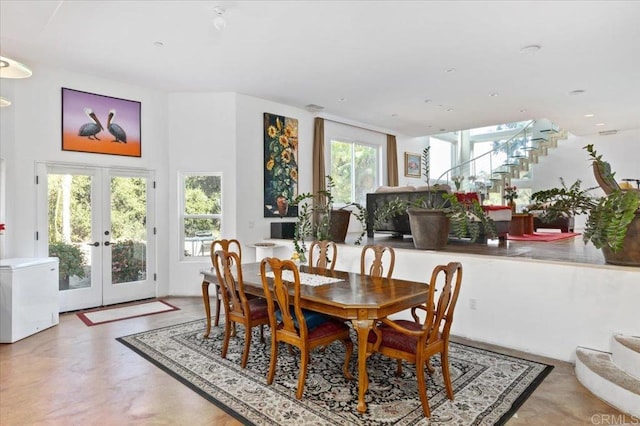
36,163 -> 156,312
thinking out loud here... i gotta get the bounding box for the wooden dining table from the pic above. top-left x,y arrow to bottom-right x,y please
200,262 -> 430,414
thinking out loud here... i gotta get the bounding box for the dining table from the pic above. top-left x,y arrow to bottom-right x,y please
200,262 -> 430,414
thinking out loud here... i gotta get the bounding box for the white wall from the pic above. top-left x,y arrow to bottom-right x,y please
0,63 -> 170,295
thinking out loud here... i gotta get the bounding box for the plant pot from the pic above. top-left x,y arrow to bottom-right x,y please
407,208 -> 450,250
601,211 -> 640,267
328,209 -> 351,243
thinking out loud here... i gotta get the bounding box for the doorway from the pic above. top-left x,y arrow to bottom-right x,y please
36,163 -> 156,312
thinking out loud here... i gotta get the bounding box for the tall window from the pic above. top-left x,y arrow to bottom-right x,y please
330,139 -> 379,205
180,173 -> 221,260
429,137 -> 454,182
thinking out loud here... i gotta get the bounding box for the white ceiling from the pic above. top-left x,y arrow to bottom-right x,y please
1,1 -> 639,137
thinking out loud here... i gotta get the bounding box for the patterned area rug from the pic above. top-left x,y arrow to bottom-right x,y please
117,320 -> 552,425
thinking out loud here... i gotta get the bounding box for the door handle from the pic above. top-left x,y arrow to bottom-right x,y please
87,242 -> 100,247
104,241 -> 111,246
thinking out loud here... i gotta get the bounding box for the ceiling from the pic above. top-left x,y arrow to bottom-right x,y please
1,1 -> 639,137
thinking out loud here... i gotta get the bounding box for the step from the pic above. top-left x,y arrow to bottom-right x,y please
613,335 -> 640,379
575,347 -> 640,417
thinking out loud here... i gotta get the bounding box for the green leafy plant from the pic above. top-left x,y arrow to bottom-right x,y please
529,178 -> 597,222
111,239 -> 146,284
292,176 -> 367,260
48,241 -> 87,286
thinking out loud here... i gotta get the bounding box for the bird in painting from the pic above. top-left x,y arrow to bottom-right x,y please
78,108 -> 103,140
107,109 -> 127,143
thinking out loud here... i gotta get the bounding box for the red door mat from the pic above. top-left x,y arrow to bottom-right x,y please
77,300 -> 179,326
507,232 -> 581,242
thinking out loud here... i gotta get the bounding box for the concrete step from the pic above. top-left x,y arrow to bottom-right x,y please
613,335 -> 640,380
575,346 -> 640,417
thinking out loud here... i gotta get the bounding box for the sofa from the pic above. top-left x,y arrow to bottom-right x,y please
366,186 -> 512,240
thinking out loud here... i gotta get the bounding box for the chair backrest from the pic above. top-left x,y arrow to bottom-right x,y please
212,250 -> 250,318
360,244 -> 395,279
422,262 -> 463,345
260,257 -> 309,340
211,239 -> 242,267
308,240 -> 337,272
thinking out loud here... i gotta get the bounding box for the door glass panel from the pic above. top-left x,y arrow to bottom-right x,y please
47,174 -> 92,291
110,176 -> 147,284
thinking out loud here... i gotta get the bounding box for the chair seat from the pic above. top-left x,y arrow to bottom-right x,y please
368,320 -> 423,354
308,319 -> 350,341
276,307 -> 329,330
247,298 -> 269,320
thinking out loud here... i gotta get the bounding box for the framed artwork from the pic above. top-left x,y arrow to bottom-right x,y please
263,112 -> 299,218
404,152 -> 421,177
61,88 -> 141,157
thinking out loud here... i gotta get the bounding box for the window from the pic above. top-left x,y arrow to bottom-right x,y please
180,173 -> 221,260
329,139 -> 379,205
429,137 -> 454,182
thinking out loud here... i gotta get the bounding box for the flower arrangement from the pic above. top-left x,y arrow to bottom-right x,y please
451,175 -> 464,191
0,223 -> 4,234
265,114 -> 298,213
504,185 -> 518,203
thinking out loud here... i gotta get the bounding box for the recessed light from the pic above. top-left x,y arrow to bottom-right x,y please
595,123 -> 606,126
584,113 -> 595,118
391,113 -> 398,117
569,89 -> 586,95
520,109 -> 527,113
489,92 -> 499,97
338,97 -> 347,102
439,128 -> 447,132
445,68 -> 456,73
446,108 -> 454,112
520,44 -> 541,54
424,99 -> 432,103
153,41 -> 164,47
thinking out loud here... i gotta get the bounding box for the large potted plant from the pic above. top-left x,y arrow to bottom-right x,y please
292,176 -> 367,261
530,145 -> 640,266
374,147 -> 497,250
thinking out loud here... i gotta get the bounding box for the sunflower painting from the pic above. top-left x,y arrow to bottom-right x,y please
263,113 -> 299,218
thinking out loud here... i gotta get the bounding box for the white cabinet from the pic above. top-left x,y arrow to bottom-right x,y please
0,257 -> 60,343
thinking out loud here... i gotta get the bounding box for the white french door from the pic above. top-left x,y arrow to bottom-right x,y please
36,163 -> 156,312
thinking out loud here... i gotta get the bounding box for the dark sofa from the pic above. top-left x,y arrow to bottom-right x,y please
365,187 -> 450,237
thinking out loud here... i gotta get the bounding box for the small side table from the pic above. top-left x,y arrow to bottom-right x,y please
510,213 -> 534,236
248,242 -> 279,261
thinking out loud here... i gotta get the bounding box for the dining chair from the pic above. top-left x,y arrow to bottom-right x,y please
360,244 -> 396,279
367,261 -> 463,417
212,250 -> 269,368
260,257 -> 354,399
208,239 -> 242,329
308,240 -> 338,272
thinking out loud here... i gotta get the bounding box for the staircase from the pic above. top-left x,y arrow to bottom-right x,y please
435,119 -> 569,203
575,334 -> 640,417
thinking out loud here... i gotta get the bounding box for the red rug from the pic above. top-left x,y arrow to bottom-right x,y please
507,232 -> 581,242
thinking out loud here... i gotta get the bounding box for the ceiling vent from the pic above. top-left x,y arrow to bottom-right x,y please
305,104 -> 324,112
599,130 -> 618,136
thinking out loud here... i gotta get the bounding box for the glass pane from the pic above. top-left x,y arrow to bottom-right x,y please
429,138 -> 453,182
330,140 -> 353,204
110,177 -> 147,284
47,174 -> 92,291
185,175 -> 221,214
184,218 -> 221,257
354,144 -> 378,205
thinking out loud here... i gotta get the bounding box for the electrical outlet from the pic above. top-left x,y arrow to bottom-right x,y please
469,298 -> 478,310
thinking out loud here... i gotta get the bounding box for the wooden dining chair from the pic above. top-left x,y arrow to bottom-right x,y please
260,257 -> 354,399
360,244 -> 396,279
367,262 -> 463,417
208,239 -> 242,330
212,250 -> 269,368
308,240 -> 338,272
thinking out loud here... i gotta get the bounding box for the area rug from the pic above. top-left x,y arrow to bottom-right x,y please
77,300 -> 179,326
507,232 -> 580,242
117,319 -> 553,425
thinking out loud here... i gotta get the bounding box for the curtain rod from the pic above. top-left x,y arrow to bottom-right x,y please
321,117 -> 391,136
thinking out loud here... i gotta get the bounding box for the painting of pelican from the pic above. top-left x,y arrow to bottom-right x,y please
78,108 -> 104,140
107,109 -> 127,143
62,88 -> 141,157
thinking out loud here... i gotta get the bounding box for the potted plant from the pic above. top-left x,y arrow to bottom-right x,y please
292,175 -> 367,261
48,241 -> 87,290
374,147 -> 497,249
530,145 -> 640,266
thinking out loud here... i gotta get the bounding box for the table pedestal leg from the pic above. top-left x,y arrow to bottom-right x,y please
352,318 -> 374,413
